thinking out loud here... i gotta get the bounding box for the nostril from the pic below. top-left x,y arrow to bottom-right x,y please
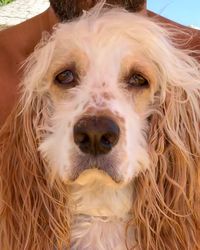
101,134 -> 111,146
76,133 -> 90,145
74,132 -> 92,154
101,133 -> 117,147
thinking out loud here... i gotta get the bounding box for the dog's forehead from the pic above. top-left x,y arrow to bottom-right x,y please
51,25 -> 148,82
53,16 -> 150,64
55,31 -> 136,63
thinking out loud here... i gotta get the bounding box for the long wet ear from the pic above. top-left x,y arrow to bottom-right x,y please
0,32 -> 71,250
128,26 -> 200,249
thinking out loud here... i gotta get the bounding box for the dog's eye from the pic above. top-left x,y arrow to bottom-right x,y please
127,74 -> 149,88
55,70 -> 77,87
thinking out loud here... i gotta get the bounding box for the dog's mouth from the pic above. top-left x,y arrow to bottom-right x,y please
69,115 -> 123,183
69,153 -> 122,184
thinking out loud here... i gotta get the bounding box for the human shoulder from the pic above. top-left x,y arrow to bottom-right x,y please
147,10 -> 200,59
0,26 -> 25,127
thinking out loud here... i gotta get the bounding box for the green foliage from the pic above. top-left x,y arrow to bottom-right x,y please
0,0 -> 14,6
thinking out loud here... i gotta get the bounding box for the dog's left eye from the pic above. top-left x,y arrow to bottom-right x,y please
127,74 -> 149,88
55,70 -> 77,87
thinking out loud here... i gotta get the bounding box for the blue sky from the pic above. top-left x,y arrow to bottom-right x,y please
148,0 -> 200,27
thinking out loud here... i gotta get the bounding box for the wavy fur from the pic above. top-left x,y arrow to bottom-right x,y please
0,4 -> 200,250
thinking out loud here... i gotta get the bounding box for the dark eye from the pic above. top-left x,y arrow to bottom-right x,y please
127,74 -> 149,88
55,70 -> 77,87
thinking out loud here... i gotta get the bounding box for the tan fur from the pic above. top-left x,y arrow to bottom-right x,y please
0,99 -> 72,249
0,4 -> 200,250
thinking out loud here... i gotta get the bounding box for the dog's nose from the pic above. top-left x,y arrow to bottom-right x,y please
73,116 -> 120,155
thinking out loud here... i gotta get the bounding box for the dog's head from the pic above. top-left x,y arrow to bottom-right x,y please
38,11 -> 155,185
1,5 -> 200,250
23,8 -> 174,186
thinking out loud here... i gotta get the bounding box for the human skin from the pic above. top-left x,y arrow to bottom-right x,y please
0,1 -> 199,126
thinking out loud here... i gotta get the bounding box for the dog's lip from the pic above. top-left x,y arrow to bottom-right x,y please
70,166 -> 121,183
69,151 -> 122,183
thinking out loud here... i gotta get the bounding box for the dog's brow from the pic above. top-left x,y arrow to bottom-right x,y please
51,50 -> 90,80
54,62 -> 77,76
119,60 -> 153,84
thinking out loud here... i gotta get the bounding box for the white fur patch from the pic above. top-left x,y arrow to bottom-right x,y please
20,4 -> 200,249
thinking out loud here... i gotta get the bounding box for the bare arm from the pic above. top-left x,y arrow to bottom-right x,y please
148,11 -> 200,61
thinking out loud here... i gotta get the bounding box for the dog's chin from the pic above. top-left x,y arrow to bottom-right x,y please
73,168 -> 121,186
69,168 -> 122,187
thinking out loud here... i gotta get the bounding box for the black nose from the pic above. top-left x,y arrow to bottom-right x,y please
73,116 -> 120,155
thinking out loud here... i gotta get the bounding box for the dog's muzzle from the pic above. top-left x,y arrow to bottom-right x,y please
73,116 -> 120,156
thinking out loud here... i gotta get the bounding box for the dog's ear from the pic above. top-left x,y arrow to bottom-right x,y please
20,32 -> 56,106
0,35 -> 71,250
129,38 -> 200,249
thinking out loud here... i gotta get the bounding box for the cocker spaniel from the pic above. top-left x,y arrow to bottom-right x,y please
0,3 -> 200,250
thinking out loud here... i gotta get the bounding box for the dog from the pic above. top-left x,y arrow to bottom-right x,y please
0,3 -> 200,250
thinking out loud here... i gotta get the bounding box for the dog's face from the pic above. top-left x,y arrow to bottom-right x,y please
26,10 -> 169,185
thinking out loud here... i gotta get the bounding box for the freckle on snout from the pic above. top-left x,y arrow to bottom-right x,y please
102,92 -> 114,101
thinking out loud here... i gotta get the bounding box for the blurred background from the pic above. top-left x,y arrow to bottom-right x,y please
0,0 -> 200,29
148,0 -> 200,29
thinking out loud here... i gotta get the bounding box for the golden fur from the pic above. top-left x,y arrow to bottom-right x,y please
0,4 -> 200,250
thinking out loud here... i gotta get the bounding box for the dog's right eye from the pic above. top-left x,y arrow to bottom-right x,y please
55,70 -> 77,88
127,73 -> 149,89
